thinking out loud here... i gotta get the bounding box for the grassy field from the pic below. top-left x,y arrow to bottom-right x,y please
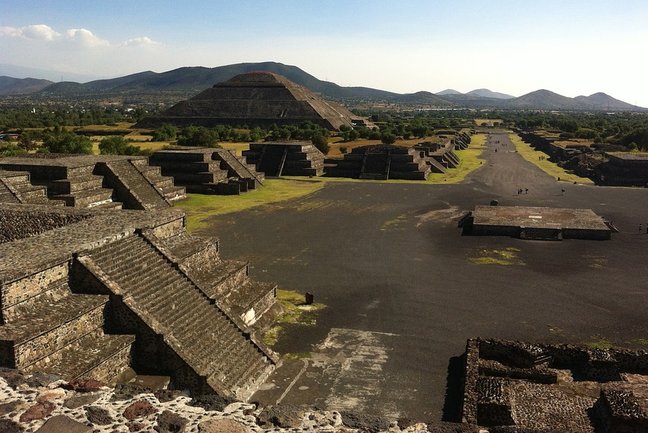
508,133 -> 593,184
175,179 -> 325,231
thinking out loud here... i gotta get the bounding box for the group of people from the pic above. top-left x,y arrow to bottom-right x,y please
517,188 -> 529,195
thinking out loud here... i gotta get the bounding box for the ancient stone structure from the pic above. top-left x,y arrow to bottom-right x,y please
597,152 -> 648,187
414,141 -> 460,174
137,72 -> 362,131
461,338 -> 648,433
243,142 -> 325,177
0,155 -> 185,209
149,148 -> 264,195
325,144 -> 431,180
462,205 -> 612,240
0,203 -> 278,401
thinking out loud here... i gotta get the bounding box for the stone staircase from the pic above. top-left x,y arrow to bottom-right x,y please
212,149 -> 265,190
161,232 -> 277,327
130,159 -> 186,202
47,167 -> 120,209
243,142 -> 325,177
149,149 -> 253,195
0,264 -> 135,382
0,170 -> 56,206
81,233 -> 276,400
95,160 -> 171,210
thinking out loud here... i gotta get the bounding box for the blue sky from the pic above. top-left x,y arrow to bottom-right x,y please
2,0 -> 648,105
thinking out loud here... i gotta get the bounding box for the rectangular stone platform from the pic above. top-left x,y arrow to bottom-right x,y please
467,205 -> 611,240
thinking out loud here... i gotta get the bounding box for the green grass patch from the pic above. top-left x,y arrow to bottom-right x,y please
262,289 -> 326,347
628,338 -> 648,346
381,213 -> 409,231
469,247 -> 525,266
586,337 -> 614,349
508,133 -> 593,185
174,179 -> 325,232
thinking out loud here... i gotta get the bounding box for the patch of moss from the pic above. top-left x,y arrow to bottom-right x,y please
262,289 -> 326,348
469,247 -> 525,266
586,337 -> 614,349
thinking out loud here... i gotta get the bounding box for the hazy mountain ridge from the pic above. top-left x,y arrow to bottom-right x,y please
0,62 -> 643,110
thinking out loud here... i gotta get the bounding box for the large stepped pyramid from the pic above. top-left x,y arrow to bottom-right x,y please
137,71 -> 361,130
0,203 -> 278,399
149,148 -> 264,195
243,141 -> 325,177
0,155 -> 185,209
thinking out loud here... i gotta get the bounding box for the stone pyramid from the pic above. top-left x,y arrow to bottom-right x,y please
138,72 -> 357,130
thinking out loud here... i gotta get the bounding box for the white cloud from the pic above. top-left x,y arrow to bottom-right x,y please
0,24 -> 60,41
65,28 -> 109,48
121,36 -> 160,48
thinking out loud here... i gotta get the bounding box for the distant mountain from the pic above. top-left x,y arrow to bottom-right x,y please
436,89 -> 463,96
0,63 -> 102,83
466,88 -> 514,99
573,92 -> 639,111
0,61 -> 643,111
0,76 -> 53,95
392,91 -> 453,106
507,89 -> 584,110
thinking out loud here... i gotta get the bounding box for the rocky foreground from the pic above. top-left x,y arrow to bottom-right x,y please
0,370 -> 485,433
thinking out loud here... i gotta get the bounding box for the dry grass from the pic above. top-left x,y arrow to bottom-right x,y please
509,133 -> 594,185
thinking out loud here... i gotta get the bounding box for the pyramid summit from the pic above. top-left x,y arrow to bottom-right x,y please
137,71 -> 359,130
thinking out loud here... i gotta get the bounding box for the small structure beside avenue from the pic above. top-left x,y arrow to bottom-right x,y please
462,205 -> 613,240
461,338 -> 648,433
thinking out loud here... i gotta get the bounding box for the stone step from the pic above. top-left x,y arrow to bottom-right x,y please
161,185 -> 186,202
91,201 -> 123,210
26,330 -> 135,382
0,294 -> 109,368
13,184 -> 47,200
2,278 -> 72,323
162,233 -> 215,262
49,175 -> 103,194
52,187 -> 114,208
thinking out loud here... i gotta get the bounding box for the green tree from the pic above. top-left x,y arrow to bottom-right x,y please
43,131 -> 93,154
152,124 -> 178,141
312,134 -> 329,154
177,126 -> 219,147
99,136 -> 141,155
380,132 -> 397,145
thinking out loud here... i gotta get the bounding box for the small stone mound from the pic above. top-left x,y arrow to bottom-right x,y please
340,411 -> 390,433
256,404 -> 305,428
188,394 -> 234,412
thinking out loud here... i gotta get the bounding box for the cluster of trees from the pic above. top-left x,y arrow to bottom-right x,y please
0,105 -> 133,129
502,111 -> 648,151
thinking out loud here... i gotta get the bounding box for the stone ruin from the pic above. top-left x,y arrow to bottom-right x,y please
136,71 -> 363,131
0,203 -> 279,401
0,155 -> 185,210
461,338 -> 648,432
242,141 -> 325,177
462,205 -> 613,241
149,148 -> 265,195
325,144 -> 431,180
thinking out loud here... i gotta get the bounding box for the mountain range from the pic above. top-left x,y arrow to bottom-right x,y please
0,61 -> 643,111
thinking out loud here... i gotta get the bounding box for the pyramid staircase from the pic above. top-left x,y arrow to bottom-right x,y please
0,263 -> 135,382
78,232 -> 276,400
0,170 -> 59,206
95,160 -> 172,210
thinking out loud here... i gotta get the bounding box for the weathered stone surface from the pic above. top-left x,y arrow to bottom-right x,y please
36,388 -> 66,403
0,399 -> 27,416
35,415 -> 92,433
155,410 -> 189,433
0,418 -> 22,433
153,389 -> 187,403
127,421 -> 146,432
64,392 -> 101,409
257,404 -> 305,428
198,418 -> 251,433
85,405 -> 114,425
26,372 -> 63,388
340,411 -> 390,433
0,368 -> 26,389
62,378 -> 105,393
111,383 -> 151,401
19,401 -> 55,422
188,395 -> 233,412
123,399 -> 157,420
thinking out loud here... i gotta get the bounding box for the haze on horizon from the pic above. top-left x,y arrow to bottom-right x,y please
1,0 -> 648,106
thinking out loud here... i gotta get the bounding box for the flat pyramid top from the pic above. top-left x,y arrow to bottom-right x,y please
217,71 -> 294,87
